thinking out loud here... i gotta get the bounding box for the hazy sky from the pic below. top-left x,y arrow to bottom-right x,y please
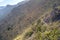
0,0 -> 25,6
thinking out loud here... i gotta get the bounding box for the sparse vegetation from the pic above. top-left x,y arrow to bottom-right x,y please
22,18 -> 60,40
25,31 -> 33,37
33,20 -> 60,40
23,30 -> 33,39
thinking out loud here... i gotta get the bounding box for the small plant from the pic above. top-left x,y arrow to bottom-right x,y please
7,27 -> 12,31
37,19 -> 41,25
24,30 -> 33,39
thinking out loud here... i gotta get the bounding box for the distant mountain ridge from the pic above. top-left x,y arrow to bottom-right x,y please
0,1 -> 28,20
0,5 -> 15,20
0,6 -> 5,9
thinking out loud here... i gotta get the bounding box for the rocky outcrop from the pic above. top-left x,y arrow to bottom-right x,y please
44,4 -> 60,23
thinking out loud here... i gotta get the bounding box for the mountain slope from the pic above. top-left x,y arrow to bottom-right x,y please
0,0 -> 60,40
14,6 -> 60,40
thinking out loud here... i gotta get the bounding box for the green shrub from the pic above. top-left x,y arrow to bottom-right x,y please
37,19 -> 41,25
24,30 -> 33,39
34,21 -> 60,40
7,27 -> 12,31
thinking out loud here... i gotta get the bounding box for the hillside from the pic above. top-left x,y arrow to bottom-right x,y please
17,6 -> 60,40
0,0 -> 60,40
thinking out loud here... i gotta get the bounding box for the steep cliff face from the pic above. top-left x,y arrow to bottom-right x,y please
0,0 -> 60,40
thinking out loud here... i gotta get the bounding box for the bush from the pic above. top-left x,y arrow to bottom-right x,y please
7,27 -> 12,31
24,30 -> 33,39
